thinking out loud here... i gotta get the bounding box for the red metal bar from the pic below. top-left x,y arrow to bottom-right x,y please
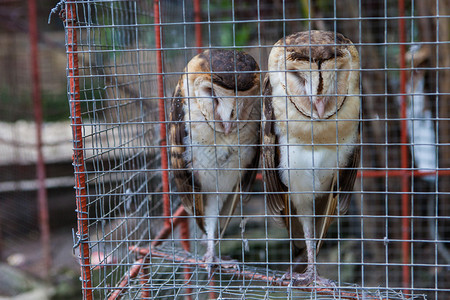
398,0 -> 411,292
109,258 -> 144,300
151,167 -> 449,247
180,212 -> 192,300
28,0 -> 51,278
152,167 -> 449,246
183,1 -> 204,297
65,3 -> 93,300
208,277 -> 216,300
151,205 -> 188,247
255,170 -> 450,181
150,205 -> 191,299
153,0 -> 171,228
154,2 -> 192,297
179,218 -> 191,249
194,0 -> 202,54
359,169 -> 450,178
140,256 -> 150,298
181,235 -> 193,294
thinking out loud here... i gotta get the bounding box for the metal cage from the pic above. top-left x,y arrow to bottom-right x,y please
61,0 -> 449,299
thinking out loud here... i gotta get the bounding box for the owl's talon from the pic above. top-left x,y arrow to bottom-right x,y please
279,272 -> 290,283
280,268 -> 336,287
206,264 -> 215,278
219,258 -> 239,271
203,253 -> 217,278
204,256 -> 239,277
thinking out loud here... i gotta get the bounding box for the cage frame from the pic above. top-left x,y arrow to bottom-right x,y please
61,1 -> 449,299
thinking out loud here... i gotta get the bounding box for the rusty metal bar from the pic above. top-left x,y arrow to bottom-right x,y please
139,257 -> 151,299
208,276 -> 216,300
108,258 -> 144,300
150,204 -> 191,299
151,205 -> 188,247
65,2 -> 93,300
358,170 -> 450,178
28,0 -> 51,278
153,0 -> 171,229
398,0 -> 411,292
182,0 -> 204,297
194,0 -> 202,53
255,169 -> 450,182
180,214 -> 192,300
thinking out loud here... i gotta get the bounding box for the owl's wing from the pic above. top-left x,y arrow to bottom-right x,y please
219,130 -> 261,239
261,74 -> 289,227
316,134 -> 360,252
169,82 -> 205,232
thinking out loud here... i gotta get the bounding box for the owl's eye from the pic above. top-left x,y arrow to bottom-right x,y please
213,96 -> 219,108
204,87 -> 213,96
288,70 -> 306,85
209,89 -> 219,108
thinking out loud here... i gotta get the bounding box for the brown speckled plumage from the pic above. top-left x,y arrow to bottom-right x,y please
197,49 -> 259,91
283,30 -> 351,62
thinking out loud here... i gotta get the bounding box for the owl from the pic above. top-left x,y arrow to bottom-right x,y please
262,30 -> 360,285
169,49 -> 261,274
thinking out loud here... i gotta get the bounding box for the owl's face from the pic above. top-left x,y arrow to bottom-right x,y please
268,31 -> 360,119
190,75 -> 259,134
183,50 -> 260,134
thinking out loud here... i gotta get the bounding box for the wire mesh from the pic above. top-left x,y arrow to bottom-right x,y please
62,0 -> 449,299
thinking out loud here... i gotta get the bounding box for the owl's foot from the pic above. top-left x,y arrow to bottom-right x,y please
203,254 -> 239,278
217,257 -> 239,271
280,267 -> 335,287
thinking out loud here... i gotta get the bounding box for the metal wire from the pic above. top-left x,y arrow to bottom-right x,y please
63,0 -> 449,299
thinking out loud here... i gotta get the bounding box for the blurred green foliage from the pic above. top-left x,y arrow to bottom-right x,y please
0,87 -> 67,122
0,78 -> 107,123
207,0 -> 253,49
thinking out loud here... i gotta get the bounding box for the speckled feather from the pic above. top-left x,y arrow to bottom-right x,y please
197,49 -> 259,91
283,30 -> 352,62
169,82 -> 205,230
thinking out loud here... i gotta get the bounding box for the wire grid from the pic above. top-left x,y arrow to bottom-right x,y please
63,0 -> 449,299
113,246 -> 429,300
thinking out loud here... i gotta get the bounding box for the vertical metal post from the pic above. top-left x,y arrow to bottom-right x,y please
194,0 -> 202,53
28,0 -> 51,278
153,0 -> 171,229
398,0 -> 411,292
153,1 -> 196,298
139,258 -> 150,299
180,218 -> 192,300
194,1 -> 209,298
66,3 -> 93,299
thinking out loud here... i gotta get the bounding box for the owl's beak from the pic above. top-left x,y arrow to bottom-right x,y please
314,97 -> 326,119
222,121 -> 233,135
214,99 -> 234,135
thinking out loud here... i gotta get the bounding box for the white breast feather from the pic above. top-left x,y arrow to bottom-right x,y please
182,100 -> 258,194
271,81 -> 357,210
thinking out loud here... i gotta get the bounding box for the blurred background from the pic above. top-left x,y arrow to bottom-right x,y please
0,0 -> 80,299
0,0 -> 448,299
